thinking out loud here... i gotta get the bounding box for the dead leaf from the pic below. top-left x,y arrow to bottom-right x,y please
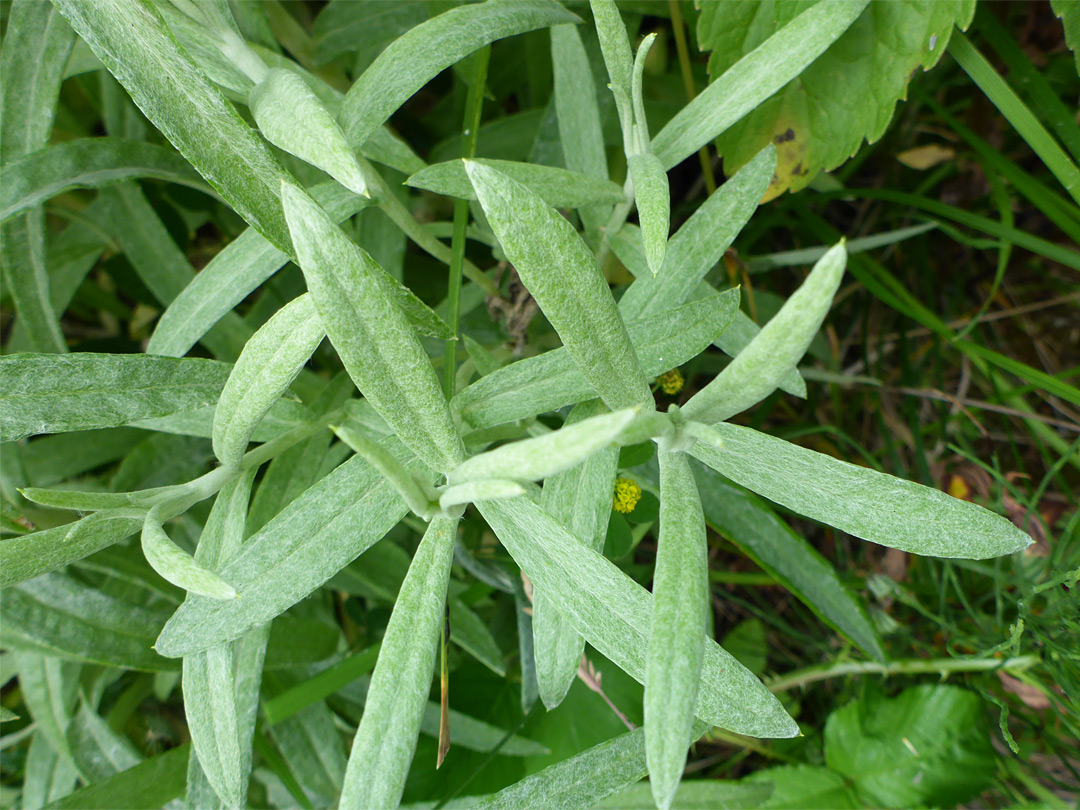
897,143 -> 955,170
998,672 -> 1051,709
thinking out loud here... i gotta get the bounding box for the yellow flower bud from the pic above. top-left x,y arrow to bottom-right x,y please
612,477 -> 642,514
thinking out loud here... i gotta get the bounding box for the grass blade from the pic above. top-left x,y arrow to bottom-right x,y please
339,516 -> 458,810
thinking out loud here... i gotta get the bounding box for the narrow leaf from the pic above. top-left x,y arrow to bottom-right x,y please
281,181 -> 464,473
683,241 -> 847,424
589,0 -> 634,137
334,421 -> 438,519
439,479 -> 525,510
339,516 -> 458,810
407,158 -> 624,208
250,68 -> 368,195
212,294 -> 325,468
465,160 -> 652,411
646,450 -> 708,810
628,153 -> 669,275
338,0 -> 579,148
652,0 -> 869,169
448,407 -> 635,485
141,514 -> 238,600
477,498 -> 797,738
44,744 -> 189,810
690,423 -> 1033,559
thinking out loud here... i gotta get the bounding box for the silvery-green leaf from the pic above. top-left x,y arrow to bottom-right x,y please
646,450 -> 708,810
212,293 -> 325,468
454,290 -> 739,430
449,408 -> 635,485
141,514 -> 238,600
53,0 -> 298,253
439,480 -> 525,510
628,153 -> 669,275
340,516 -> 458,810
0,353 -> 231,443
619,146 -> 776,320
250,68 -> 368,195
630,33 -> 657,151
0,138 -> 208,223
551,23 -> 610,240
478,498 -> 797,738
14,651 -> 80,770
683,242 -> 847,424
651,0 -> 868,169
589,0 -> 634,139
534,400 -> 618,710
334,421 -> 438,519
280,181 -> 464,473
67,701 -> 140,782
406,159 -> 624,208
156,442 -> 427,657
23,732 -> 79,810
690,423 -> 1033,560
338,0 -> 579,149
182,647 -> 241,807
465,161 -> 652,412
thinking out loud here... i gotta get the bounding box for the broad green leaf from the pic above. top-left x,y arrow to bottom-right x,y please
213,294 -> 324,468
651,1 -> 868,170
589,0 -> 634,140
334,421 -> 438,519
0,139 -> 208,223
825,685 -> 995,807
688,460 -> 885,662
600,780 -> 774,809
0,353 -> 231,443
744,765 -> 858,809
155,444 -> 426,657
148,183 -> 371,358
683,242 -> 846,424
449,596 -> 506,677
448,408 -> 635,486
628,153 -> 669,276
2,573 -> 176,670
618,146 -> 776,320
407,159 -> 624,209
645,450 -> 708,810
0,511 -> 143,588
141,515 -> 238,600
0,0 -> 75,353
281,181 -> 464,473
535,400 -> 619,709
53,0 -> 296,253
24,732 -> 78,810
477,498 -> 798,738
453,291 -> 739,430
14,652 -> 80,769
465,160 -> 652,412
690,423 -> 1032,559
551,23 -> 610,240
338,0 -> 579,148
44,744 -> 190,810
340,516 -> 458,810
67,701 -> 140,782
250,68 -> 368,195
439,479 -> 525,510
698,0 -> 974,198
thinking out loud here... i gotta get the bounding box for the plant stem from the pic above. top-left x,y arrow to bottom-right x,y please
668,0 -> 715,195
444,46 -> 491,398
766,654 -> 1040,694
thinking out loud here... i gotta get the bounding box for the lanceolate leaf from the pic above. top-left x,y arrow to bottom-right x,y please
651,0 -> 869,170
406,159 -> 625,208
281,181 -> 464,473
141,515 -> 238,600
0,139 -> 208,223
339,516 -> 458,810
478,497 -> 798,738
53,0 -> 296,253
0,354 -> 230,443
439,479 -> 525,510
699,0 -> 975,197
628,153 -> 669,276
212,293 -> 325,469
534,400 -> 619,710
454,291 -> 739,430
683,242 -> 847,424
250,68 -> 368,195
466,161 -> 652,412
338,0 -> 579,148
448,408 -> 635,485
589,0 -> 634,137
690,423 -> 1032,559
